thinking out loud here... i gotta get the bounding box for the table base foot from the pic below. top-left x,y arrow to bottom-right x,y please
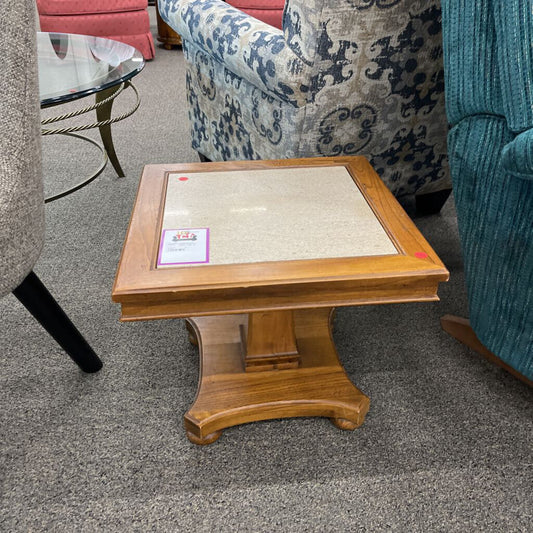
184,309 -> 369,444
330,417 -> 363,431
186,430 -> 222,445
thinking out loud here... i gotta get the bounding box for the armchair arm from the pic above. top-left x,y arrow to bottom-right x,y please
158,0 -> 310,106
502,129 -> 533,182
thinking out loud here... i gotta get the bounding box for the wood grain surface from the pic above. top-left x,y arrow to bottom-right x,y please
112,157 -> 448,444
112,157 -> 449,320
184,308 -> 370,444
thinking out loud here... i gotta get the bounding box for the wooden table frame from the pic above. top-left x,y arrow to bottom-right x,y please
112,157 -> 448,444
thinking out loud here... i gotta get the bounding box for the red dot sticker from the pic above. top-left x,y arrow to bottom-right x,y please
178,177 -> 189,181
415,252 -> 428,259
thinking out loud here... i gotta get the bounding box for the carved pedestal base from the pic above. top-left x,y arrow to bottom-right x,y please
184,308 -> 369,444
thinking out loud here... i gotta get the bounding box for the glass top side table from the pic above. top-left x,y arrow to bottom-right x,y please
38,32 -> 145,202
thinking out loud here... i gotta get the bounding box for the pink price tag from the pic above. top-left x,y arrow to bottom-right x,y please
178,176 -> 189,181
157,228 -> 209,266
415,252 -> 428,259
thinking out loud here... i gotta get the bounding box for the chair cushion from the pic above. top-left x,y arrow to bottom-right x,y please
37,0 -> 148,16
226,0 -> 284,29
227,0 -> 284,9
40,10 -> 150,37
106,33 -> 155,60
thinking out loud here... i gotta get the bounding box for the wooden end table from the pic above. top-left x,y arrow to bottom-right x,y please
112,157 -> 448,444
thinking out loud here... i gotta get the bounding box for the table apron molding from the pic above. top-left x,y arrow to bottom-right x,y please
116,289 -> 442,322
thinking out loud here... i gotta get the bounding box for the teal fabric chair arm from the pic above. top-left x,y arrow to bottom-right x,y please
158,0 -> 310,106
502,129 -> 533,181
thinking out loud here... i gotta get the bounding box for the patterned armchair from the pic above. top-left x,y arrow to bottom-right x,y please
159,0 -> 451,213
440,0 -> 533,382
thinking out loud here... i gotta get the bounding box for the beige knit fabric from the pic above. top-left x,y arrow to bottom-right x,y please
0,0 -> 45,295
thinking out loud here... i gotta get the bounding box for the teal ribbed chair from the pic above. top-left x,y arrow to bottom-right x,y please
440,0 -> 533,383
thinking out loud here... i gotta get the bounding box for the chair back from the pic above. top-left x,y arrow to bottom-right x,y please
282,0 -> 448,194
0,0 -> 45,296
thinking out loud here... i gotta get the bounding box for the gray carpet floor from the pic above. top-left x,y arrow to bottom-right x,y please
1,10 -> 532,532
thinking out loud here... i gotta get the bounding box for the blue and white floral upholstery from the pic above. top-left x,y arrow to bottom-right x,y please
159,0 -> 450,210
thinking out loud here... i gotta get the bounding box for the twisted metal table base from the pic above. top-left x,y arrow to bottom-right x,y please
44,133 -> 108,204
42,81 -> 140,201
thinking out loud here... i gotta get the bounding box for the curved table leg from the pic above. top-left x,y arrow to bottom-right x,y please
95,84 -> 125,177
185,319 -> 199,346
44,132 -> 108,203
184,308 -> 370,444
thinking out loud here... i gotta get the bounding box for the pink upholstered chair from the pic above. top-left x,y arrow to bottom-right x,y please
226,0 -> 284,29
36,0 -> 155,60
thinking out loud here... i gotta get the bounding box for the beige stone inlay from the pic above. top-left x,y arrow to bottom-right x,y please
159,165 -> 398,267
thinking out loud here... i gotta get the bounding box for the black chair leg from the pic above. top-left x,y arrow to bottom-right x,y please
12,271 -> 103,373
198,152 -> 212,163
415,188 -> 452,216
